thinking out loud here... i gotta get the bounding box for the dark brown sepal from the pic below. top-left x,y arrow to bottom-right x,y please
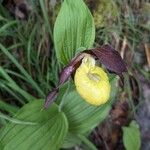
44,88 -> 59,108
44,53 -> 85,108
86,44 -> 127,76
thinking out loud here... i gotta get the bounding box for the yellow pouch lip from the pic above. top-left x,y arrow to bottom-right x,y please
74,55 -> 111,106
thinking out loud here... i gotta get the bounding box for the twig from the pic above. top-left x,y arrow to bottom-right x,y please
144,43 -> 150,69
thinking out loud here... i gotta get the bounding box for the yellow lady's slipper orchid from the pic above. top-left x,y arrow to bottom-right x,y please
74,55 -> 110,106
45,45 -> 127,108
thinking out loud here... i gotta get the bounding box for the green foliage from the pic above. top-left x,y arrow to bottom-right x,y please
122,120 -> 141,150
0,3 -> 58,102
0,76 -> 117,149
62,77 -> 117,148
62,133 -> 81,148
0,0 -> 131,149
39,0 -> 53,40
0,100 -> 68,150
92,0 -> 118,28
54,0 -> 95,64
0,66 -> 34,103
0,100 -> 18,115
62,90 -> 111,133
0,112 -> 36,125
0,43 -> 45,98
0,20 -> 17,35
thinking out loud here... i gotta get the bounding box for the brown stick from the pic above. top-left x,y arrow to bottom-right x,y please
144,43 -> 150,69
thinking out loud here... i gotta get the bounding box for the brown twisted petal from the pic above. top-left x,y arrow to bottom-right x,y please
44,53 -> 85,108
59,52 -> 86,85
59,65 -> 75,85
44,88 -> 59,108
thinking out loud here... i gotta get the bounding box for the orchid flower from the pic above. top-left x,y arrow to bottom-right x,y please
44,44 -> 127,108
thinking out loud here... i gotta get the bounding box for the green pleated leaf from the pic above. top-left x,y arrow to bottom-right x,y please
123,120 -> 141,150
0,100 -> 68,150
62,77 -> 117,134
62,91 -> 110,134
54,0 -> 95,64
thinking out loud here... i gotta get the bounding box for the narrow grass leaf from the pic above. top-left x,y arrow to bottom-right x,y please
39,0 -> 53,40
0,67 -> 34,102
27,25 -> 37,74
0,112 -> 36,125
0,21 -> 17,34
0,43 -> 45,97
0,82 -> 25,105
0,100 -> 19,115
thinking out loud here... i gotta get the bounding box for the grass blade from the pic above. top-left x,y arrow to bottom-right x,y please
0,21 -> 17,34
0,100 -> 19,115
0,82 -> 25,104
0,112 -> 37,125
39,0 -> 53,41
0,67 -> 35,102
0,43 -> 45,97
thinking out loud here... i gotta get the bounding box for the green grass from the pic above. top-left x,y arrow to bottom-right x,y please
0,2 -> 59,123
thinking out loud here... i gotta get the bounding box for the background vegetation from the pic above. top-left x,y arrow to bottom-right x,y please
0,0 -> 149,149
